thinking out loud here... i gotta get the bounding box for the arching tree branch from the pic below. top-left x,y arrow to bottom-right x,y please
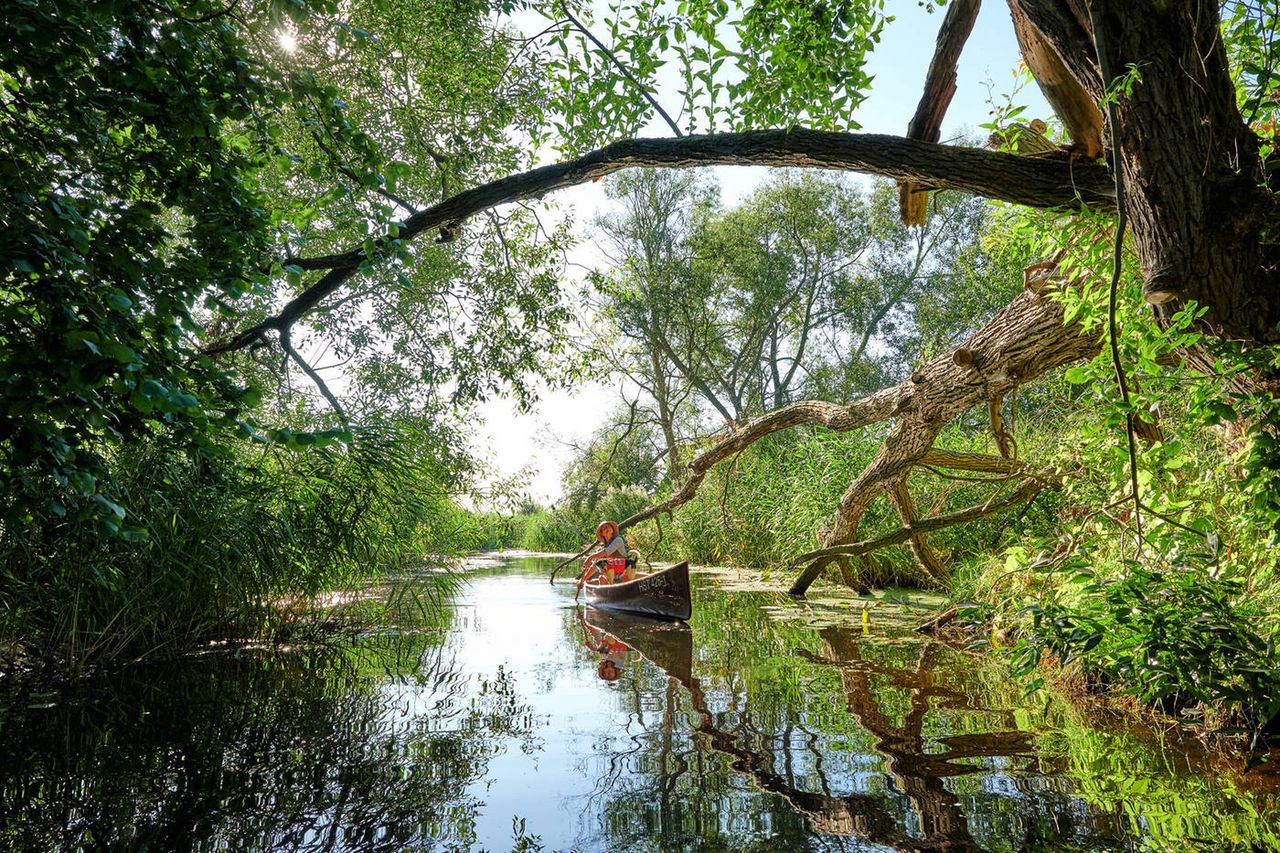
210,130 -> 1114,355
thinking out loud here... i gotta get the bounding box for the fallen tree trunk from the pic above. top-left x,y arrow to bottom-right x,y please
621,261 -> 1100,593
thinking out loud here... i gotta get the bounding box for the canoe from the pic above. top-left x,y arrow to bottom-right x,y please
584,560 -> 692,621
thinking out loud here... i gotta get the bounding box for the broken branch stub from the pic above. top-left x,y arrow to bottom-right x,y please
899,0 -> 983,226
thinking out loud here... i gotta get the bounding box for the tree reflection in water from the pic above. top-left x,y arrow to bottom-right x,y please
0,631 -> 537,851
5,561 -> 1275,851
579,607 -> 1125,851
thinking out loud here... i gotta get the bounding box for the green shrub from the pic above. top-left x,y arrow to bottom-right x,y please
0,420 -> 470,672
1006,561 -> 1280,732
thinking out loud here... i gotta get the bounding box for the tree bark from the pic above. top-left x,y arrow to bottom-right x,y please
899,0 -> 983,225
1012,0 -> 1280,346
648,342 -> 683,481
888,479 -> 949,579
1006,1 -> 1102,158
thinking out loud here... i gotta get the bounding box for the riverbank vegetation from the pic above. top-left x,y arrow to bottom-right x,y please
552,179 -> 1280,738
548,167 -> 1280,739
1,0 -> 565,670
5,0 -> 1280,757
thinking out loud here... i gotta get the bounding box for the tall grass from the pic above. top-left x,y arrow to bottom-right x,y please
472,485 -> 652,554
627,423 -> 1054,584
0,421 -> 473,673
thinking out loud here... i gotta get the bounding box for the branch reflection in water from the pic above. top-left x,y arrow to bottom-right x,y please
576,604 -> 1122,850
4,556 -> 1279,851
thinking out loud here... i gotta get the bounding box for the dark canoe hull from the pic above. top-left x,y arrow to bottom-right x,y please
584,560 -> 692,621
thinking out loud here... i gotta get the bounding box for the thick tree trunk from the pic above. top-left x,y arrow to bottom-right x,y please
648,343 -> 683,480
1013,0 -> 1280,346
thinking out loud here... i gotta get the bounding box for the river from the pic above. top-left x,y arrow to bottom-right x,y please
2,555 -> 1278,851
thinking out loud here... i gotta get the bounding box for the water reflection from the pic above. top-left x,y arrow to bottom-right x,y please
577,607 -> 1117,851
0,632 -> 535,851
2,556 -> 1278,851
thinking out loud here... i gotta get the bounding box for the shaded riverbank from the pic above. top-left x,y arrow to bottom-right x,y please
3,555 -> 1279,850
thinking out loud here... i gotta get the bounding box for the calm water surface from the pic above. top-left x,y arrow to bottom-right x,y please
3,555 -> 1279,851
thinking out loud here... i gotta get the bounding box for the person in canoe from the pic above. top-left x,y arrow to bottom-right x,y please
576,520 -> 633,594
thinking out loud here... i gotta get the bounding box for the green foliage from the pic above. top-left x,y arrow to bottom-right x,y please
1,0 -> 280,533
636,429 -> 877,569
954,200 -> 1280,734
0,0 -> 576,667
541,0 -> 887,152
560,411 -> 667,510
1223,0 -> 1280,141
517,508 -> 585,552
2,0 -> 571,533
0,419 -> 472,670
589,170 -> 1003,445
473,482 -> 650,554
257,0 -> 575,416
1009,561 -> 1280,731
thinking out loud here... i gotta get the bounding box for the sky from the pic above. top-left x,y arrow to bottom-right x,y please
471,0 -> 1052,507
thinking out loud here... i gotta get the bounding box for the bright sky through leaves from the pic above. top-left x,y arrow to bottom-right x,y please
474,0 -> 1050,507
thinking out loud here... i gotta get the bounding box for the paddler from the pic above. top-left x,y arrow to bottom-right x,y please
576,520 -> 633,593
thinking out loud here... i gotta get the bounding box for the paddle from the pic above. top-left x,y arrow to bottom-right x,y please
549,545 -> 593,584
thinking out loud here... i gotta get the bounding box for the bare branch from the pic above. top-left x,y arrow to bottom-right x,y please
919,448 -> 1020,473
618,390 -> 904,533
791,475 -> 1052,566
888,479 -> 949,580
899,0 -> 982,225
561,8 -> 683,138
278,328 -> 347,422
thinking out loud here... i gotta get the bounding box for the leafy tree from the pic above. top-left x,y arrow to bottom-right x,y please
0,0 -> 568,537
590,171 -> 999,431
589,169 -> 714,478
560,405 -> 667,514
0,0 -> 570,664
678,171 -> 874,417
2,0 -> 278,534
